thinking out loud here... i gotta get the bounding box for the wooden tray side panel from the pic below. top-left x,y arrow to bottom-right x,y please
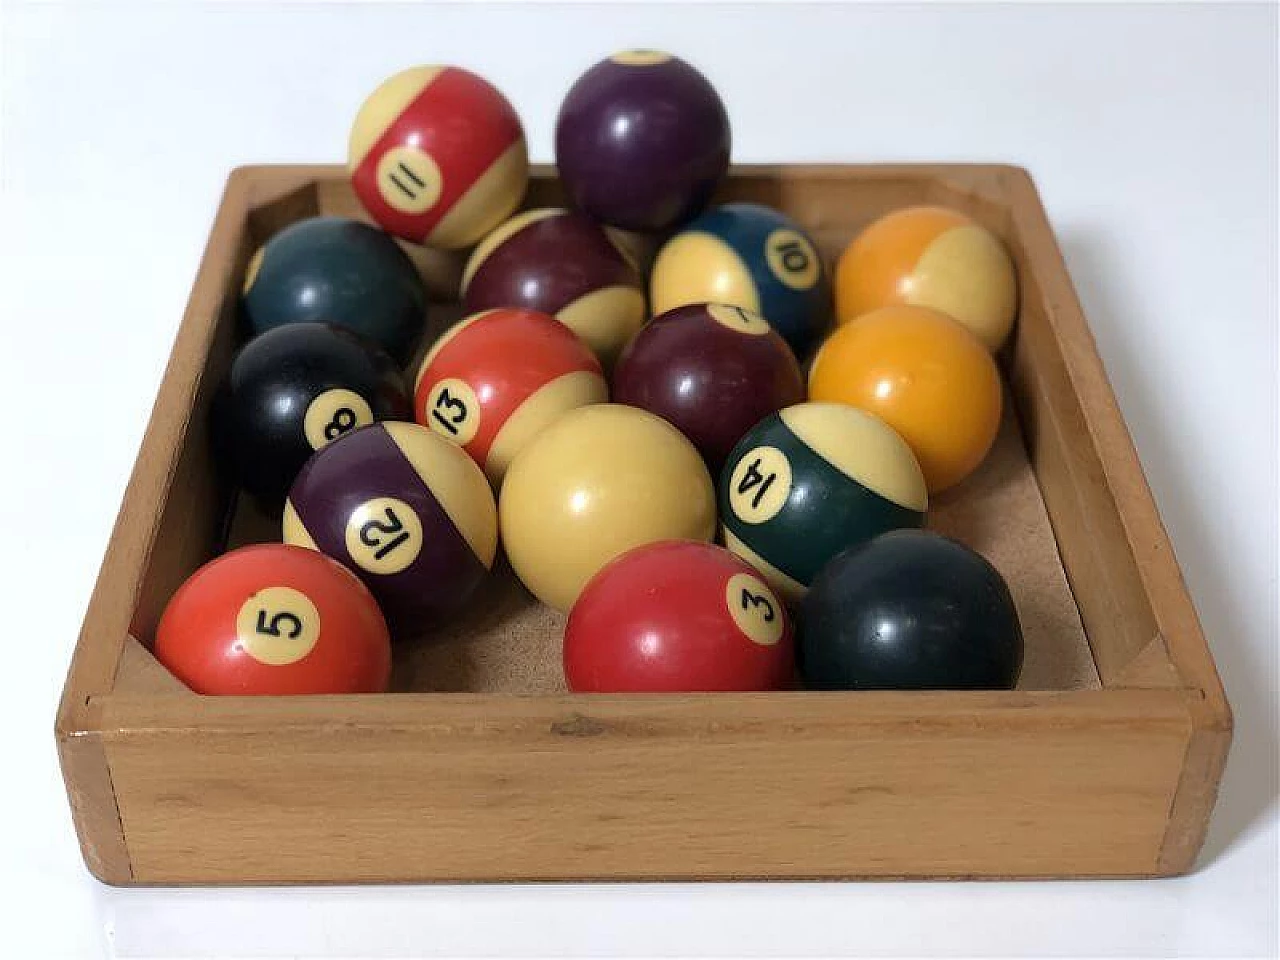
100,691 -> 1192,883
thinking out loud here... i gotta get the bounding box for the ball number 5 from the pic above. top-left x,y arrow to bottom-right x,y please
359,506 -> 411,560
255,609 -> 304,639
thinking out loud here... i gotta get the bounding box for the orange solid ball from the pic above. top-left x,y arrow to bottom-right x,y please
808,305 -> 1002,493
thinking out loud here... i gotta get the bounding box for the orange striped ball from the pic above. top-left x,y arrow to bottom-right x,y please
835,205 -> 1017,351
413,308 -> 607,485
348,66 -> 528,250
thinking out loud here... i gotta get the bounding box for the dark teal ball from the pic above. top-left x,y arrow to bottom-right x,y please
242,216 -> 427,364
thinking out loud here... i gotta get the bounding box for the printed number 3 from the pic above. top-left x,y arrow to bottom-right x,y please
740,588 -> 776,623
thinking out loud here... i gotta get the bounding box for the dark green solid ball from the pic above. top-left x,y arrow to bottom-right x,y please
800,529 -> 1023,690
242,216 -> 427,364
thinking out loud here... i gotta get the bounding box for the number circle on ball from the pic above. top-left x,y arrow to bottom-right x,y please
235,587 -> 321,666
707,302 -> 769,336
765,229 -> 820,291
728,446 -> 792,524
344,496 -> 424,574
303,388 -> 375,450
376,146 -> 444,215
726,573 -> 784,646
610,49 -> 672,66
424,377 -> 481,445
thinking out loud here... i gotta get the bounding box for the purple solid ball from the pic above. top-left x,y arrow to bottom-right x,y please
555,51 -> 731,233
613,303 -> 804,473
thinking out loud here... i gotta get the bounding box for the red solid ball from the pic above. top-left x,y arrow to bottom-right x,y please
612,303 -> 804,472
564,539 -> 794,692
155,544 -> 391,695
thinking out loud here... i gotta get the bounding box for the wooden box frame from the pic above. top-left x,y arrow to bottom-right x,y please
56,164 -> 1230,884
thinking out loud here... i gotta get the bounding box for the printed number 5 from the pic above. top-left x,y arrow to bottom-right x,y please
256,609 -> 303,639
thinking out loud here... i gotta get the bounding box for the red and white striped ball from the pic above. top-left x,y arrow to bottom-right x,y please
414,308 -> 607,485
348,66 -> 528,250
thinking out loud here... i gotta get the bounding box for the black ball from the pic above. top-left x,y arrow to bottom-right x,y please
213,323 -> 411,505
241,216 -> 427,364
799,530 -> 1023,690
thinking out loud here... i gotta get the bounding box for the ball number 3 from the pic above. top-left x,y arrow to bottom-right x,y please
739,587 -> 775,623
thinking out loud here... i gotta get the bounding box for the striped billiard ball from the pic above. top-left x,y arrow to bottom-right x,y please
461,208 -> 645,368
834,205 -> 1018,351
413,308 -> 607,486
284,422 -> 497,630
348,66 -> 528,249
650,203 -> 831,360
719,403 -> 928,602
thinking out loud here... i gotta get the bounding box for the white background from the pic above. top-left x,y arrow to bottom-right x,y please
1,2 -> 1276,957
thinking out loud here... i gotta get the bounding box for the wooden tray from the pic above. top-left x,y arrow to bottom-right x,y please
56,164 -> 1230,884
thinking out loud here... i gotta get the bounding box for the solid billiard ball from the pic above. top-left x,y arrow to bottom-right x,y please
212,322 -> 411,505
413,308 -> 607,485
499,404 -> 716,611
565,540 -> 793,692
242,216 -> 427,364
808,305 -> 1003,493
800,529 -> 1023,690
284,422 -> 497,628
650,203 -> 830,359
612,303 -> 804,473
348,65 -> 528,249
555,50 -> 730,232
835,205 -> 1017,351
155,544 -> 391,695
461,208 -> 645,367
720,402 -> 927,602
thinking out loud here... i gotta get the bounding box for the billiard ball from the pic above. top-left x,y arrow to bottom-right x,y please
808,305 -> 1002,493
834,205 -> 1017,351
461,208 -> 645,367
555,50 -> 730,232
242,216 -> 427,363
500,404 -> 716,611
612,303 -> 804,472
155,544 -> 391,695
212,323 -> 411,505
284,422 -> 497,628
413,308 -> 607,485
800,530 -> 1023,690
650,203 -> 830,359
719,402 -> 927,602
349,65 -> 528,249
565,540 -> 793,692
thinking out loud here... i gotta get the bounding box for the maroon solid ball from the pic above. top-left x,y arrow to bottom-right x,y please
555,50 -> 730,233
613,303 -> 805,472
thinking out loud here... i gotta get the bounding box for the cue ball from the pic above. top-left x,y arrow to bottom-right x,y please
564,540 -> 794,692
800,530 -> 1023,690
461,208 -> 645,368
719,403 -> 927,602
284,422 -> 498,629
808,305 -> 1003,494
612,303 -> 804,472
499,404 -> 716,612
650,203 -> 831,359
242,216 -> 428,364
349,65 -> 528,249
212,323 -> 411,505
555,50 -> 730,232
413,308 -> 607,485
155,544 -> 391,695
834,204 -> 1017,351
